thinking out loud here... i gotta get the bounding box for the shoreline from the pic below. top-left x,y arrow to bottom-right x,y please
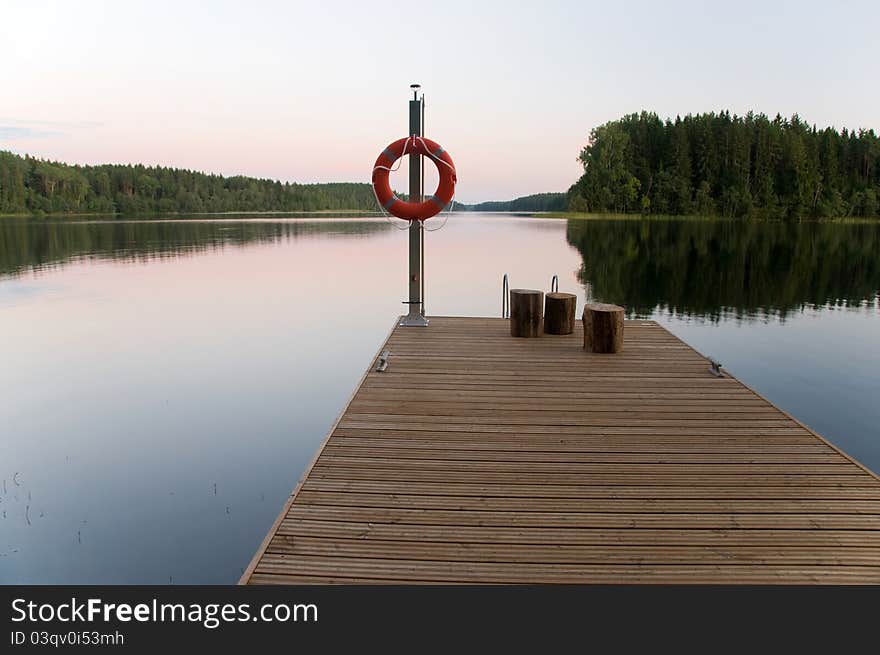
0,209 -> 386,220
2,210 -> 878,224
531,211 -> 880,224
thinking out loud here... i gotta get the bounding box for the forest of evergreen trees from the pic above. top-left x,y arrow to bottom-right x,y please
458,192 -> 567,212
568,112 -> 880,219
5,111 -> 879,220
0,150 -> 378,215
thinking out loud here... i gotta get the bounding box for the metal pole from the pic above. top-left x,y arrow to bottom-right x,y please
420,95 -> 425,316
400,84 -> 428,327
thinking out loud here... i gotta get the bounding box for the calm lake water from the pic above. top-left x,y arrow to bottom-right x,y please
1,214 -> 879,584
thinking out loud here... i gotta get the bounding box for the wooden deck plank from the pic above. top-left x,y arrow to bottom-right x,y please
306,467 -> 872,487
241,317 -> 880,584
254,555 -> 880,584
301,480 -> 880,500
282,505 -> 880,530
320,445 -> 845,463
266,536 -> 880,566
292,491 -> 880,514
278,520 -> 880,547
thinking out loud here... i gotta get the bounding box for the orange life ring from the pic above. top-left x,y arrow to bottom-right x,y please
372,136 -> 457,221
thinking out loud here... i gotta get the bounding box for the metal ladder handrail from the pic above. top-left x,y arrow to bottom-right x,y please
503,273 -> 560,317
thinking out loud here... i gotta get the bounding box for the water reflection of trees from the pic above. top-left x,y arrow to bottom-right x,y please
566,219 -> 880,320
0,219 -> 390,277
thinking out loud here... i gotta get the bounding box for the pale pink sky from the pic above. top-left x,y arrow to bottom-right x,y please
2,0 -> 877,203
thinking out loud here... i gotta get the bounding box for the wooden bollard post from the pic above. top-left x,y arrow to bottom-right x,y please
509,289 -> 543,337
582,303 -> 624,353
544,292 -> 576,335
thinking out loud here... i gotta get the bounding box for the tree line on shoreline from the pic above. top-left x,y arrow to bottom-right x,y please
4,109 -> 878,219
567,111 -> 879,219
455,192 -> 567,212
0,146 -> 569,217
0,150 -> 378,215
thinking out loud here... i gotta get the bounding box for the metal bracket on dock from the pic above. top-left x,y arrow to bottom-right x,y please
399,312 -> 429,327
376,350 -> 391,372
708,358 -> 724,377
400,299 -> 429,327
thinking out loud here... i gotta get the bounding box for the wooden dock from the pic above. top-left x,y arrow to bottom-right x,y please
241,317 -> 880,584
